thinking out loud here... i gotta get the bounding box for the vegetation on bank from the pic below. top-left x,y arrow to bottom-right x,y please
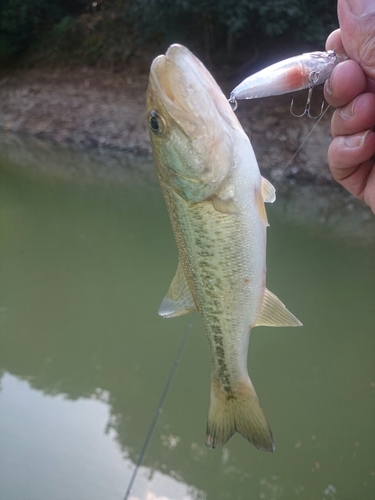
0,0 -> 338,67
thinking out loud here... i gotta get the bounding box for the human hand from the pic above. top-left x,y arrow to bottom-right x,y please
324,0 -> 375,213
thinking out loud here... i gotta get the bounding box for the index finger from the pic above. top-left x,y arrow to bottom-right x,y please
325,29 -> 345,56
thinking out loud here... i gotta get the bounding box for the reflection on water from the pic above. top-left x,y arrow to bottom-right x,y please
0,136 -> 374,500
0,374 -> 199,500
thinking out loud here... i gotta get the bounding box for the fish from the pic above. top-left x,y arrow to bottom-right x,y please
147,44 -> 302,451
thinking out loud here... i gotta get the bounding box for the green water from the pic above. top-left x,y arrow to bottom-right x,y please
0,139 -> 374,500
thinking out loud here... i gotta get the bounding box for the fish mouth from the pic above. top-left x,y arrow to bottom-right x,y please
162,44 -> 217,114
149,45 -> 202,110
149,52 -> 174,103
148,44 -> 239,200
149,44 -> 236,131
148,47 -> 194,136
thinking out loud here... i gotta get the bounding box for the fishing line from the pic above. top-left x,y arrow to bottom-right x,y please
123,315 -> 195,500
285,104 -> 331,170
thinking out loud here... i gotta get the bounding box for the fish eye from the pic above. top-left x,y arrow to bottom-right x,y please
149,110 -> 166,136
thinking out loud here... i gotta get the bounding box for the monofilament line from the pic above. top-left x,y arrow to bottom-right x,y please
123,316 -> 195,500
285,104 -> 331,169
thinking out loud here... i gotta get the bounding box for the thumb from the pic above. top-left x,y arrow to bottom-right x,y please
338,0 -> 375,81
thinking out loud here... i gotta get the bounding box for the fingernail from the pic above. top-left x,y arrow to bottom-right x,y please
338,96 -> 359,119
344,130 -> 371,148
347,0 -> 375,17
325,67 -> 338,97
325,78 -> 333,96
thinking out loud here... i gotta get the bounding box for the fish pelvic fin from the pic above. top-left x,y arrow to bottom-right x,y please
205,376 -> 274,452
158,261 -> 197,318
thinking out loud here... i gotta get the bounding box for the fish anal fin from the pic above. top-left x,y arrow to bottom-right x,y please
205,376 -> 274,452
261,177 -> 276,203
255,288 -> 302,327
158,261 -> 197,318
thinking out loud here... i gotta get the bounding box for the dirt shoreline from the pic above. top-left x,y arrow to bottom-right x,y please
0,62 -> 337,184
1,62 -> 374,242
0,65 -> 150,154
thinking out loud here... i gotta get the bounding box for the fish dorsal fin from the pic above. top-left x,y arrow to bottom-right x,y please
261,177 -> 276,203
255,288 -> 302,327
158,261 -> 197,318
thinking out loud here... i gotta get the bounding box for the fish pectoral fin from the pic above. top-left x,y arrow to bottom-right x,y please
158,261 -> 197,318
261,176 -> 276,203
212,195 -> 238,215
255,288 -> 302,327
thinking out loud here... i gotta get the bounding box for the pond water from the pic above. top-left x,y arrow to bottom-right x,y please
0,137 -> 374,500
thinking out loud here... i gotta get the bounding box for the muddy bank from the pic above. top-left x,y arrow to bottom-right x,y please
0,65 -> 150,154
0,60 -> 373,222
0,62 -> 334,179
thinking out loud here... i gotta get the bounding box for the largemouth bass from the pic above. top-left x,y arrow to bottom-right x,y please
147,44 -> 301,452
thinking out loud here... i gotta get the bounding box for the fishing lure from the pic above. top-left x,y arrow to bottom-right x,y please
229,50 -> 347,118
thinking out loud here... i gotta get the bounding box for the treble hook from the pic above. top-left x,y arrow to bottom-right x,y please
290,71 -> 325,119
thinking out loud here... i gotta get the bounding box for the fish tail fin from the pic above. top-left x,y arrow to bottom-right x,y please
205,376 -> 274,452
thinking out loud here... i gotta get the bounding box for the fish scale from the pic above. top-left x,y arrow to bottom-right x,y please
164,176 -> 266,401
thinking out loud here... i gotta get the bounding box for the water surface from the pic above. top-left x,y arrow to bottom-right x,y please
0,138 -> 374,500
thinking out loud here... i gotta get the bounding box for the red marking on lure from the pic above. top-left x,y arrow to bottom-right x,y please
282,66 -> 308,92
